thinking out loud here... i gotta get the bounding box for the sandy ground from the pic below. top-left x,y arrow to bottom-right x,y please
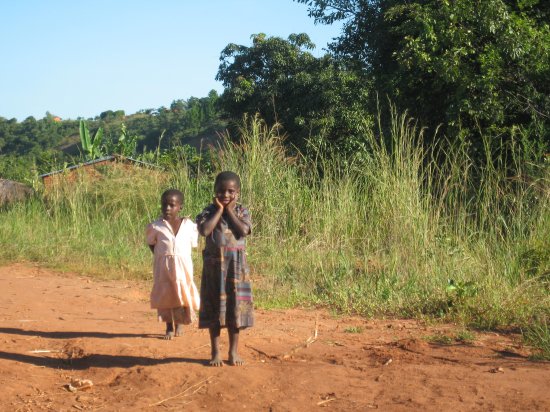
0,262 -> 548,411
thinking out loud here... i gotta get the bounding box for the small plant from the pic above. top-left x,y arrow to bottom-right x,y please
79,120 -> 104,160
104,123 -> 139,157
424,332 -> 454,345
425,329 -> 475,345
344,326 -> 364,334
456,329 -> 476,343
446,279 -> 479,308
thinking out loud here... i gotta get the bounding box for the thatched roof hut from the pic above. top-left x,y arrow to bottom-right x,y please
0,179 -> 34,206
38,155 -> 162,190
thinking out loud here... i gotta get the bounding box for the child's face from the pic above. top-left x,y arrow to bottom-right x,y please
161,194 -> 182,219
215,179 -> 240,207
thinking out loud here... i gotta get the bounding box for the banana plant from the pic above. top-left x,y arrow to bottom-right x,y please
116,123 -> 137,157
79,120 -> 104,160
101,123 -> 138,157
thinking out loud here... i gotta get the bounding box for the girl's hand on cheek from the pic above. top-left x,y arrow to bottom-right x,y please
214,197 -> 224,210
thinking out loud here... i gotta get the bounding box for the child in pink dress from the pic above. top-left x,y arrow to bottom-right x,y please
146,189 -> 200,339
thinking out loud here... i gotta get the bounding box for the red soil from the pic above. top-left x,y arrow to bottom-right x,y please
0,263 -> 548,411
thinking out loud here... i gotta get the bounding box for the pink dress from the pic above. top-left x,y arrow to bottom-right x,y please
146,217 -> 200,324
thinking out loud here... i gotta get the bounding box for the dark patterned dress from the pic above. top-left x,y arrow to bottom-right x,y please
195,204 -> 254,329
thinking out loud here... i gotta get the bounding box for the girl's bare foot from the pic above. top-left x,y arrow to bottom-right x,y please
209,354 -> 224,367
228,327 -> 243,365
208,324 -> 222,366
228,352 -> 244,366
175,324 -> 184,337
164,322 -> 174,340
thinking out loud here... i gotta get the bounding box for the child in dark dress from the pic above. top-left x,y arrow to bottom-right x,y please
196,171 -> 254,366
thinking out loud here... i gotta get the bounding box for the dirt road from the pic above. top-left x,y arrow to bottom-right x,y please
0,263 -> 548,411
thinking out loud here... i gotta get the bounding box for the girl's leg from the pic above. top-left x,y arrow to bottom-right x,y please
175,306 -> 190,336
209,323 -> 223,366
228,327 -> 244,366
164,322 -> 174,340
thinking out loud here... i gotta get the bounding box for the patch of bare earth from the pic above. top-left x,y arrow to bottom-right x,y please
0,263 -> 548,411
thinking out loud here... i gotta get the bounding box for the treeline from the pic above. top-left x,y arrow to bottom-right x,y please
103,90 -> 223,152
0,113 -> 80,181
0,91 -> 223,180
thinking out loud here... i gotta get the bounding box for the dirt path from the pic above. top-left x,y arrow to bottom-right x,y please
0,263 -> 548,411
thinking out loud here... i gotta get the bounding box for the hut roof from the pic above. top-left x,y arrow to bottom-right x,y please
38,155 -> 161,179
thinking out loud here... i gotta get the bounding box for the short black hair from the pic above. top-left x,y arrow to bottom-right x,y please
161,189 -> 183,204
214,171 -> 241,190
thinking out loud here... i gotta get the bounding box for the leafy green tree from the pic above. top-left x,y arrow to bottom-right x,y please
0,117 -> 18,154
216,33 -> 371,150
170,99 -> 187,112
297,0 -> 550,146
205,90 -> 219,122
99,110 -> 125,122
0,154 -> 36,181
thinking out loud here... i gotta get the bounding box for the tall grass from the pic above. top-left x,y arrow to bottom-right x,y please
1,112 -> 548,354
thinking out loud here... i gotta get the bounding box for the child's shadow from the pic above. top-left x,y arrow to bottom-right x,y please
0,327 -> 151,339
0,327 -> 209,368
0,350 -> 208,369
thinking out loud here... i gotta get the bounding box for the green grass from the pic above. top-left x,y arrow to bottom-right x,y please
344,326 -> 364,334
0,113 -> 548,357
424,333 -> 454,345
456,329 -> 476,344
523,317 -> 550,360
423,329 -> 476,345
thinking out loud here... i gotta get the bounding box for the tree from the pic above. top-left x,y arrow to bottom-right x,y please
297,0 -> 550,146
99,110 -> 125,122
205,90 -> 219,122
216,33 -> 371,150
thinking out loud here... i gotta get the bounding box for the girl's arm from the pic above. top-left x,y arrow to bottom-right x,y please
198,200 -> 224,236
146,223 -> 156,254
225,201 -> 251,238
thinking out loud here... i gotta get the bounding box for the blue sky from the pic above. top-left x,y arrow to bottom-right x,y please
0,1 -> 342,121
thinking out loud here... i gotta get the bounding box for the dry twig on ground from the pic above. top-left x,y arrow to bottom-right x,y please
148,376 -> 214,407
